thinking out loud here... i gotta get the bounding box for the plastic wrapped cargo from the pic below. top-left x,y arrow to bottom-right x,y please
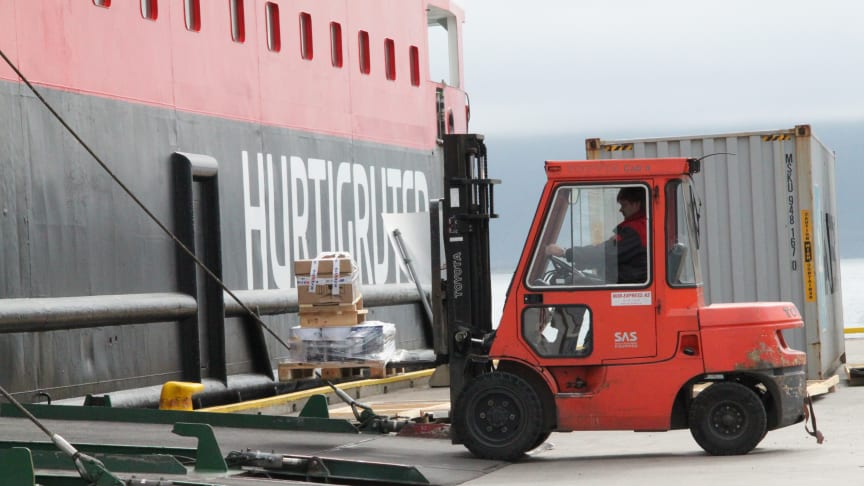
585,125 -> 844,379
289,321 -> 397,363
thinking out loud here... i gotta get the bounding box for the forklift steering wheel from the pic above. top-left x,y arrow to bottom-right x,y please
547,255 -> 603,285
547,255 -> 576,283
548,254 -> 572,273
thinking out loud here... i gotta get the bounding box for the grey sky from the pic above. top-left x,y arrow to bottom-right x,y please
461,0 -> 864,136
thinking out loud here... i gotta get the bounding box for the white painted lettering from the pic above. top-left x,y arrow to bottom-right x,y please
353,163 -> 372,284
387,168 -> 402,213
327,160 -> 336,250
415,171 -> 429,212
290,156 -> 310,262
242,150 -> 432,290
267,154 -> 293,288
335,162 -> 352,254
242,151 -> 269,289
372,166 -> 390,284
402,170 -> 415,212
307,158 -> 327,256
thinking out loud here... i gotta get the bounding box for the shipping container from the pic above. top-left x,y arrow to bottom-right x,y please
585,125 -> 843,380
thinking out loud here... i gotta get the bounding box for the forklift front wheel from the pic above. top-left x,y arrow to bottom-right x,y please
688,382 -> 768,455
455,372 -> 544,461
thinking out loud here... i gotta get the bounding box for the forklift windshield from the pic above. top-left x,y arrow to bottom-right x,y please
527,184 -> 650,288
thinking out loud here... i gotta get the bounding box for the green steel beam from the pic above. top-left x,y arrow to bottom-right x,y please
34,475 -> 224,486
0,403 -> 358,433
298,394 -> 330,418
251,455 -> 432,485
0,447 -> 35,486
10,450 -> 186,475
172,423 -> 227,473
32,475 -> 85,486
315,456 -> 431,485
0,440 -> 197,460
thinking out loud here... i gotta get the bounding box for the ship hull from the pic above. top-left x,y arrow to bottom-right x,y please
0,80 -> 442,400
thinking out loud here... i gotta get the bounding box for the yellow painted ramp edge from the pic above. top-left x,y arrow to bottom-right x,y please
198,369 -> 435,413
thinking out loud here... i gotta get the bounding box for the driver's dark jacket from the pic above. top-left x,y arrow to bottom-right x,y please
564,209 -> 647,283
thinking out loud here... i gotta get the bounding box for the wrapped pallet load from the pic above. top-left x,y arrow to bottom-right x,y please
280,253 -> 398,381
289,322 -> 397,363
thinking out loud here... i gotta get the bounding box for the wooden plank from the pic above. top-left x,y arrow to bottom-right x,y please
693,377 -> 839,398
277,361 -> 390,382
807,375 -> 840,396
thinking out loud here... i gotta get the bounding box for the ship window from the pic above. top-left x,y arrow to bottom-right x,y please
93,0 -> 111,7
230,0 -> 246,43
140,0 -> 158,20
330,22 -> 343,67
358,30 -> 370,74
409,45 -> 420,86
185,0 -> 201,32
299,12 -> 313,60
265,2 -> 281,52
427,6 -> 459,87
384,38 -> 396,81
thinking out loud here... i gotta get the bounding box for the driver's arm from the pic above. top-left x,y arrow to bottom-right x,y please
545,244 -> 565,257
564,241 -> 606,267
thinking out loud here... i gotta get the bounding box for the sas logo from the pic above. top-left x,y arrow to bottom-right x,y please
614,331 -> 639,349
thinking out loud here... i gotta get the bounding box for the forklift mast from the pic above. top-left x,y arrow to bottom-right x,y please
431,134 -> 499,399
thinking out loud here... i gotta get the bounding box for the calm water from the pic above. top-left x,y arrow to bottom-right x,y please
842,258 -> 864,328
491,258 -> 864,329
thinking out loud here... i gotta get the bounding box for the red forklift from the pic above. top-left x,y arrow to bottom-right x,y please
432,134 -> 808,461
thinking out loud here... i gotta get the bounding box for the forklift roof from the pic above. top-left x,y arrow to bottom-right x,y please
544,157 -> 694,181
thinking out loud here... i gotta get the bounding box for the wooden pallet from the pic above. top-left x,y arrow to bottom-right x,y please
278,360 -> 396,381
692,376 -> 839,397
845,365 -> 864,386
806,375 -> 839,396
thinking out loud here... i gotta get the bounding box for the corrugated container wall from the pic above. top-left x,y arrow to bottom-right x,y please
586,125 -> 843,380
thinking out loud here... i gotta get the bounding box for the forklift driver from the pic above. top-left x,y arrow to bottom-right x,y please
545,187 -> 648,284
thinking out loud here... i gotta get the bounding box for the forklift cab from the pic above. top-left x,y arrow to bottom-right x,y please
496,160 -> 702,367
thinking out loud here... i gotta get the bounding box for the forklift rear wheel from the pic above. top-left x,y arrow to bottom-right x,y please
688,382 -> 767,455
456,372 -> 544,461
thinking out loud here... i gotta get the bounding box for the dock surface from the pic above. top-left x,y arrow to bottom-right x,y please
4,340 -> 864,485
462,338 -> 864,485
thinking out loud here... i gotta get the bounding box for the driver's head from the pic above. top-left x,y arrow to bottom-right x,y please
617,187 -> 645,219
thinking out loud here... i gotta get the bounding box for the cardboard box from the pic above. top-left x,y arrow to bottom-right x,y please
298,307 -> 367,327
294,255 -> 361,305
294,257 -> 353,276
298,296 -> 365,327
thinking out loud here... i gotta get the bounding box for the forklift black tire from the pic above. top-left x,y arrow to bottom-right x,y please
455,372 -> 544,461
688,382 -> 768,455
529,430 -> 552,451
